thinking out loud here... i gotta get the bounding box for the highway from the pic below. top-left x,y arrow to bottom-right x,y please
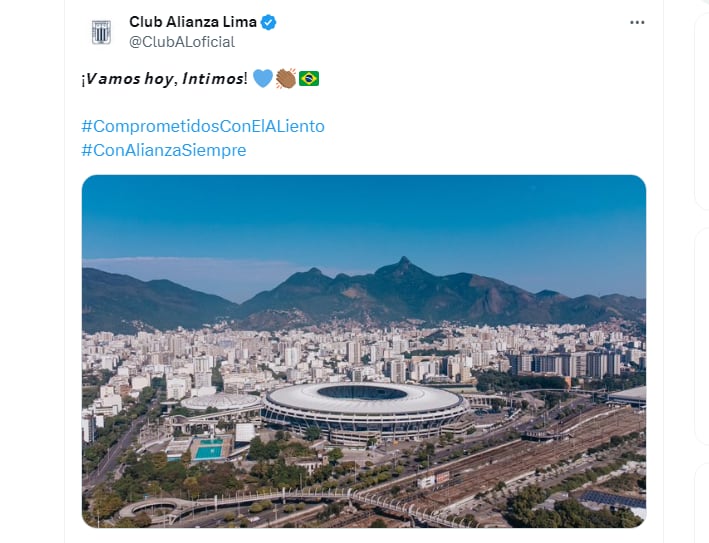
83,399 -> 157,491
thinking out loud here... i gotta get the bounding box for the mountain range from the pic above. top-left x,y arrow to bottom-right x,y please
82,257 -> 645,333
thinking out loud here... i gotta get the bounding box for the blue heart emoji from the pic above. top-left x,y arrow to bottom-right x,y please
253,69 -> 273,88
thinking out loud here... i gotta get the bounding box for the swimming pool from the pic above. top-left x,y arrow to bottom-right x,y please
199,438 -> 223,446
194,446 -> 223,460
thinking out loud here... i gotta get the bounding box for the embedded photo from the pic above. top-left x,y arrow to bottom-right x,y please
81,175 -> 646,528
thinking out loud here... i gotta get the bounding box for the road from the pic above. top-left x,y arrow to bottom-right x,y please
83,399 -> 157,491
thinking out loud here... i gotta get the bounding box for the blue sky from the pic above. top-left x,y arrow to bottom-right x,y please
82,175 -> 646,302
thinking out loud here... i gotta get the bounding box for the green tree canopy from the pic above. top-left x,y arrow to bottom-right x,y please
305,426 -> 321,441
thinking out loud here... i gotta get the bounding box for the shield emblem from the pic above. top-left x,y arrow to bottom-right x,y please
92,21 -> 111,45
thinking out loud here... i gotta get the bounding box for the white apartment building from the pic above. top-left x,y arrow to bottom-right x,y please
131,375 -> 150,391
166,376 -> 191,400
81,411 -> 96,443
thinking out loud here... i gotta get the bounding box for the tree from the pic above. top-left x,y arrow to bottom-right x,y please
91,489 -> 123,519
183,476 -> 200,499
212,364 -> 223,392
305,426 -> 321,441
217,419 -> 229,430
311,464 -> 333,483
415,442 -> 435,462
138,386 -> 155,404
265,439 -> 280,458
249,503 -> 264,514
134,512 -> 153,528
369,519 -> 387,528
151,452 -> 168,471
248,436 -> 279,461
328,447 -> 343,464
181,450 -> 191,466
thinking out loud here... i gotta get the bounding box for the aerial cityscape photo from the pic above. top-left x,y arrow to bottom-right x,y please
81,175 -> 646,528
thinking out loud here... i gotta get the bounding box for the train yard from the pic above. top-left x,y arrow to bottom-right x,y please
332,404 -> 645,527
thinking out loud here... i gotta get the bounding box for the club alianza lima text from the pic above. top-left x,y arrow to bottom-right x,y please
129,15 -> 259,28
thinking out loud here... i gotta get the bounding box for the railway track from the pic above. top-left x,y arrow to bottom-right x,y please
372,406 -> 644,512
322,510 -> 374,528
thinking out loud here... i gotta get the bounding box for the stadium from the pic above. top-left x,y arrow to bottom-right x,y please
262,382 -> 468,446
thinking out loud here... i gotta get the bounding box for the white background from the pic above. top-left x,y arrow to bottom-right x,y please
3,0 -> 706,541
